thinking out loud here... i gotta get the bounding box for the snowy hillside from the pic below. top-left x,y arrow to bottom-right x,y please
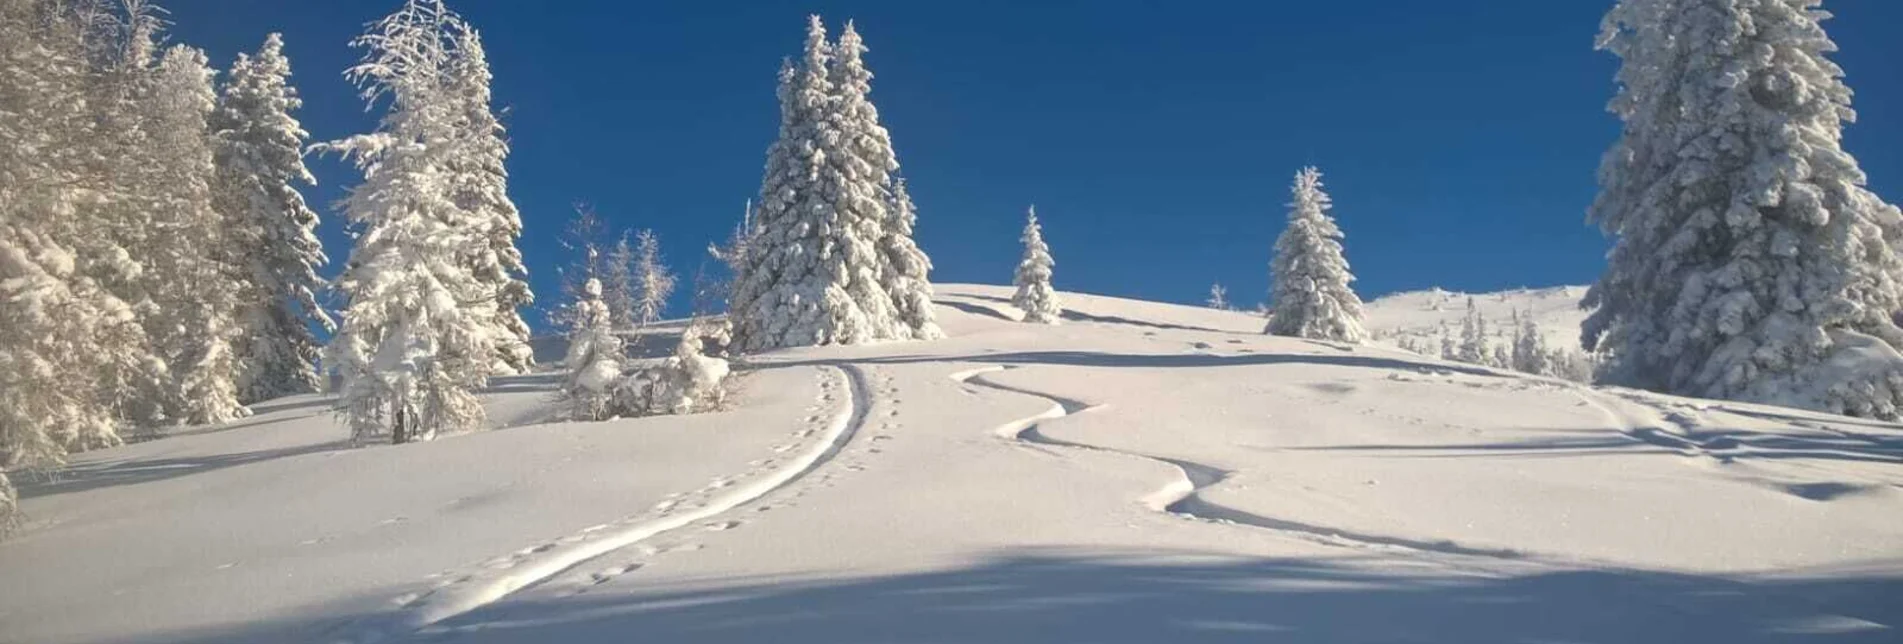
1363,285 -> 1591,356
4,285 -> 1901,644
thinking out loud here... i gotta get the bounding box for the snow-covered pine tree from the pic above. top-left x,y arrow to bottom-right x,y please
830,21 -> 940,342
881,178 -> 944,340
630,229 -> 677,328
730,17 -> 903,351
616,319 -> 733,416
1265,168 -> 1366,342
1513,312 -> 1553,376
1458,298 -> 1488,364
1207,283 -> 1231,310
562,278 -> 622,421
705,200 -> 755,312
551,204 -> 607,333
1,1 -> 79,526
1586,0 -> 1903,418
146,44 -> 249,426
1013,206 -> 1062,324
597,230 -> 635,333
443,25 -> 534,375
78,0 -> 182,430
211,33 -> 333,403
0,2 -> 152,509
1490,344 -> 1512,371
323,0 -> 497,443
709,200 -> 754,277
1439,324 -> 1458,361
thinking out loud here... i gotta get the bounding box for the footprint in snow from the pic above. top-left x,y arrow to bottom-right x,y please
591,563 -> 643,584
706,520 -> 742,531
515,543 -> 556,556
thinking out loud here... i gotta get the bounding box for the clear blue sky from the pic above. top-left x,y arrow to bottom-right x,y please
163,1 -> 1903,327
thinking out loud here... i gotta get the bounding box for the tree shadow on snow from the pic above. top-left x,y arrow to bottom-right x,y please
946,293 -> 1237,334
936,298 -> 1019,322
16,439 -> 355,500
788,350 -> 1503,379
1296,422 -> 1903,471
113,551 -> 1903,644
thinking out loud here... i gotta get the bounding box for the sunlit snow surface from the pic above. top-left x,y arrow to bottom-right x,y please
3,285 -> 1899,644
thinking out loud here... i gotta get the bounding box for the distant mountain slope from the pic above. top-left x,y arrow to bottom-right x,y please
1363,285 -> 1591,356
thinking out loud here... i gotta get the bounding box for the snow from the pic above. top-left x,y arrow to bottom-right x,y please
4,285 -> 1902,644
1363,284 -> 1591,353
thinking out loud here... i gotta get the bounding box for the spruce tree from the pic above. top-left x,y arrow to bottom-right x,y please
1207,283 -> 1231,310
1586,0 -> 1903,417
444,26 -> 534,374
1013,206 -> 1062,324
85,0 -> 185,429
563,278 -> 622,421
881,178 -> 944,340
601,230 -> 638,332
630,229 -> 676,328
730,17 -> 896,351
824,23 -> 941,341
1265,167 -> 1365,342
148,44 -> 249,425
1458,298 -> 1488,364
1513,312 -> 1553,376
323,0 -> 496,443
212,33 -> 332,403
553,205 -> 608,334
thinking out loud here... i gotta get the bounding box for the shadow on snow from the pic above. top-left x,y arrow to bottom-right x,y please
110,551 -> 1903,644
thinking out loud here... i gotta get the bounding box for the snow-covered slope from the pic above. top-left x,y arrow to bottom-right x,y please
4,284 -> 1900,644
1363,284 -> 1592,355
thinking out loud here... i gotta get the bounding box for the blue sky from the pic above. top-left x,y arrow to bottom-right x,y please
163,1 -> 1903,327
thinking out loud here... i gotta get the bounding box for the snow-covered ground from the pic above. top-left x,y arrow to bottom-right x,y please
1363,284 -> 1591,355
4,284 -> 1901,644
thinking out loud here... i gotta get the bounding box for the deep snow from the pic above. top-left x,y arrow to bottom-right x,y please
3,285 -> 1900,644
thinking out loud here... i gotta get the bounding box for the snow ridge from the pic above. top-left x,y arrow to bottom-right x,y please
335,365 -> 873,643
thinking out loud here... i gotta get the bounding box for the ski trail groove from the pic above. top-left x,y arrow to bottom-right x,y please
1569,386 -> 1716,460
333,364 -> 874,644
951,365 -> 1527,561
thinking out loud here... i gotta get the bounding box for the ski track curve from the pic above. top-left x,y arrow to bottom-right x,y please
331,364 -> 874,644
948,365 -> 1528,561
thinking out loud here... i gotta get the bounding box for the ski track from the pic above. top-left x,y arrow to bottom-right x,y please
331,364 -> 874,644
948,365 -> 1530,562
1569,387 -> 1716,460
1570,385 -> 1903,501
